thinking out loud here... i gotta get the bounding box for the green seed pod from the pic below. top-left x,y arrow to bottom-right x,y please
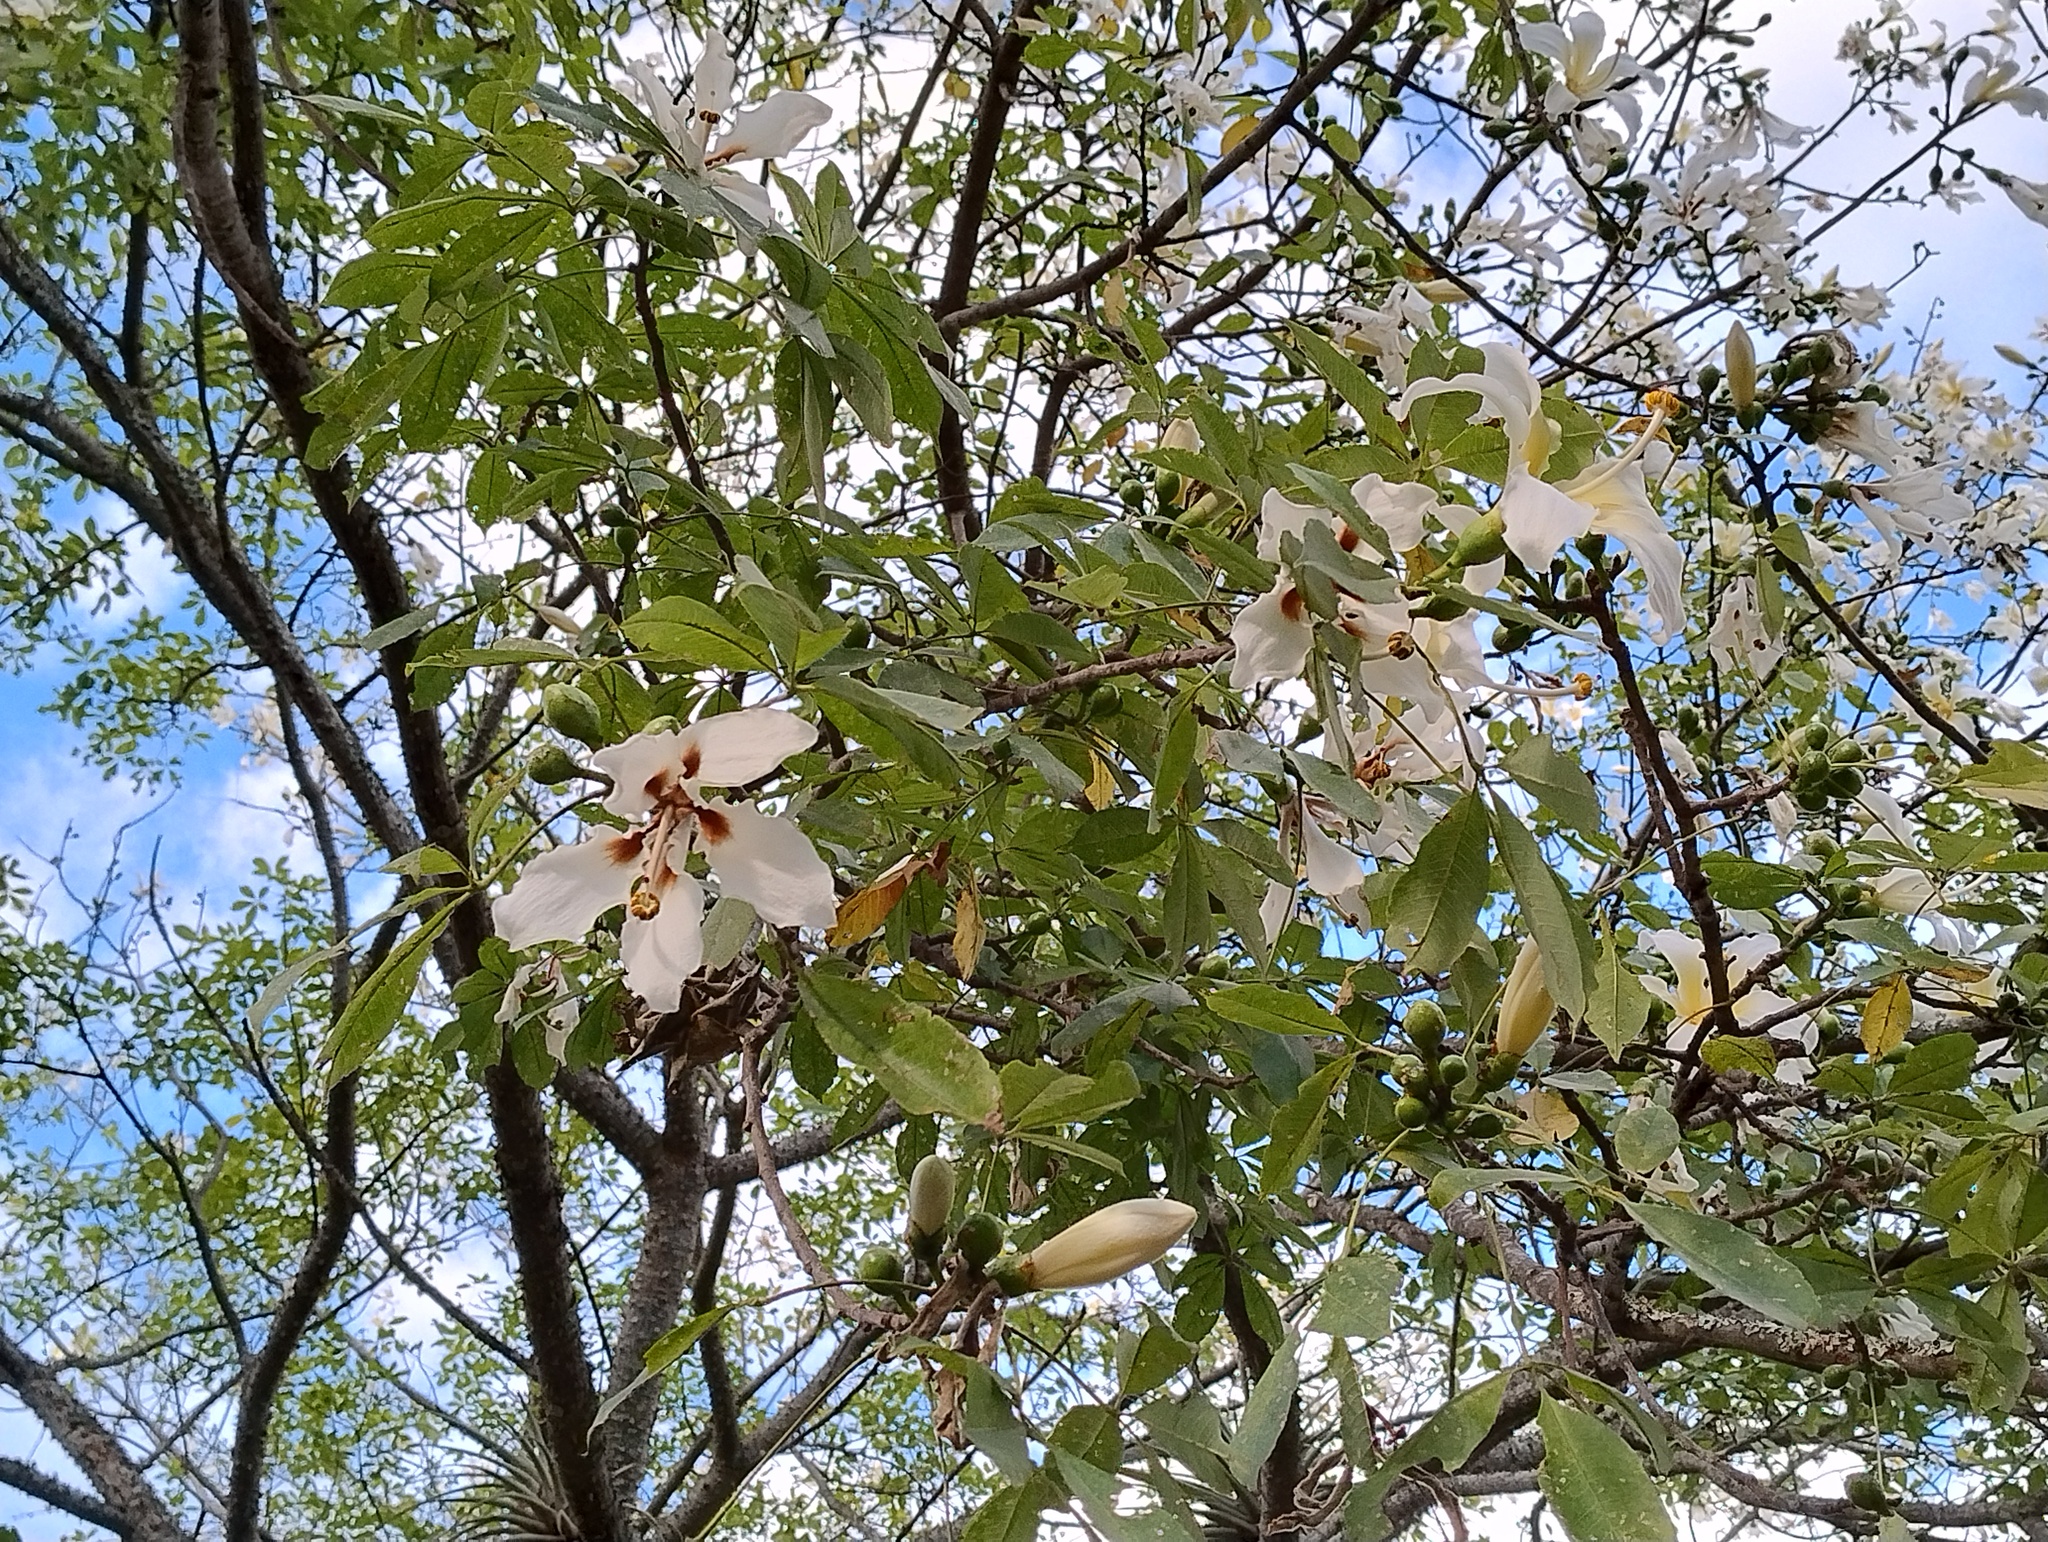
641,714 -> 680,736
1796,787 -> 1831,814
1461,1109 -> 1506,1139
542,682 -> 605,747
1820,1364 -> 1852,1389
1843,1469 -> 1889,1513
953,1211 -> 1005,1270
1414,593 -> 1472,622
1831,738 -> 1866,764
1085,684 -> 1124,720
1403,1000 -> 1447,1056
1196,952 -> 1232,979
1394,1095 -> 1431,1130
1441,508 -> 1507,570
1825,766 -> 1864,799
856,1246 -> 906,1286
1478,1054 -> 1518,1092
1797,750 -> 1832,784
1801,723 -> 1833,752
1390,1053 -> 1427,1089
905,1154 -> 956,1259
1437,1053 -> 1470,1087
528,744 -> 583,787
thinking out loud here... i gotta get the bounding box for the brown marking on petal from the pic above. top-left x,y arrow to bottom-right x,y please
1279,586 -> 1305,622
695,805 -> 732,844
604,832 -> 646,866
680,743 -> 702,781
644,767 -> 675,805
1337,524 -> 1360,551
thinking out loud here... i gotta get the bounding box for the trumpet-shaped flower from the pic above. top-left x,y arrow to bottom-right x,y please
1647,930 -> 1799,1054
1394,344 -> 1685,638
495,708 -> 835,1013
626,32 -> 831,224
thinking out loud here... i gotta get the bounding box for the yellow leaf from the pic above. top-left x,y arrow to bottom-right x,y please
942,70 -> 971,100
826,872 -> 911,948
1220,113 -> 1262,156
1083,751 -> 1117,811
1861,974 -> 1914,1057
1514,1088 -> 1579,1144
952,876 -> 985,981
1102,269 -> 1128,329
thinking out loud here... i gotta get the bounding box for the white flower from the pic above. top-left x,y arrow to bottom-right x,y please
494,708 -> 835,1012
1647,930 -> 1798,1052
625,33 -> 831,224
1520,9 -> 1653,137
1394,345 -> 1685,638
1962,46 -> 2048,117
1013,1198 -> 1198,1291
1990,169 -> 2048,227
1819,401 -> 1901,472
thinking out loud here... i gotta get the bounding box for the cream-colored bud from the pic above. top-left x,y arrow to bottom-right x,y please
1725,321 -> 1757,412
1160,417 -> 1201,453
1013,1198 -> 1197,1292
1414,277 -> 1471,304
905,1154 -> 956,1252
1494,938 -> 1555,1061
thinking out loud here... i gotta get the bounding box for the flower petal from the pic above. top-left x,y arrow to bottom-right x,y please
622,868 -> 705,1014
1498,468 -> 1594,569
676,707 -> 818,788
1229,579 -> 1314,688
1351,474 -> 1440,550
694,30 -> 736,119
697,801 -> 837,928
1256,489 -> 1325,561
1259,879 -> 1294,948
494,834 -> 640,949
591,731 -> 688,819
1582,468 -> 1685,640
711,91 -> 831,163
1302,817 -> 1364,897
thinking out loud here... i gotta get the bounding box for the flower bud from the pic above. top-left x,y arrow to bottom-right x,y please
527,744 -> 583,787
1414,277 -> 1470,303
1725,321 -> 1757,412
542,682 -> 605,747
1494,938 -> 1555,1061
905,1154 -> 956,1258
1004,1198 -> 1197,1293
1160,417 -> 1201,454
1441,508 -> 1507,570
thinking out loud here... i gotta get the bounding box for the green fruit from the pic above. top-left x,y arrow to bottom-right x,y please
1797,750 -> 1832,784
1832,738 -> 1866,764
1802,723 -> 1834,753
1492,621 -> 1535,653
542,682 -> 605,747
1674,705 -> 1701,738
1437,1053 -> 1470,1087
1461,1110 -> 1506,1139
1195,952 -> 1232,979
1394,1096 -> 1431,1130
527,744 -> 582,787
843,615 -> 871,648
641,714 -> 680,736
1414,593 -> 1472,621
953,1212 -> 1005,1270
856,1246 -> 906,1286
1825,766 -> 1864,799
1390,1053 -> 1427,1089
1404,1000 -> 1447,1055
1843,1470 -> 1889,1512
1820,1364 -> 1852,1389
1796,788 -> 1831,813
1153,468 -> 1183,502
1478,1054 -> 1518,1091
1085,684 -> 1124,720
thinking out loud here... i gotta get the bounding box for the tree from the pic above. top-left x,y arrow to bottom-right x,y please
1,0 -> 2047,1538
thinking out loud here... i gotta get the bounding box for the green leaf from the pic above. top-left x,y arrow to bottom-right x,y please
1161,827 -> 1211,960
1613,1104 -> 1681,1173
1154,689 -> 1201,817
1346,1375 -> 1507,1539
1226,1330 -> 1299,1489
1491,798 -> 1588,1019
962,1475 -> 1062,1542
1536,1394 -> 1676,1542
624,596 -> 775,671
1586,936 -> 1651,1060
323,906 -> 456,1083
1385,791 -> 1491,974
1261,1056 -> 1348,1194
1204,982 -> 1339,1035
589,1306 -> 733,1432
1699,852 -> 1804,909
801,973 -> 998,1121
1502,736 -> 1605,839
1625,1202 -> 1825,1328
1888,1032 -> 1976,1096
380,844 -> 465,879
999,1059 -> 1141,1130
1954,739 -> 2048,808
1700,1034 -> 1776,1077
1314,1253 -> 1398,1341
